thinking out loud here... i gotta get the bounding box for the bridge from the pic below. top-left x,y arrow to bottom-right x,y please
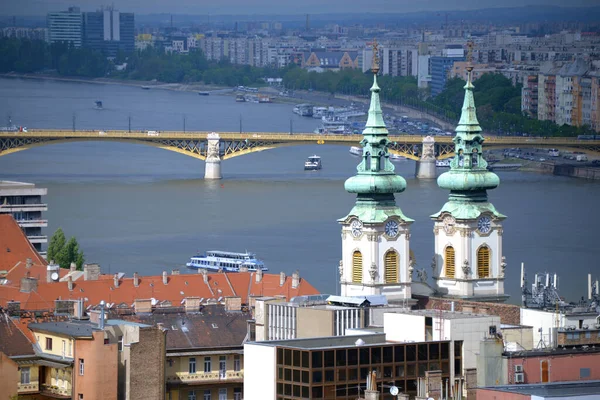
1,130 -> 599,179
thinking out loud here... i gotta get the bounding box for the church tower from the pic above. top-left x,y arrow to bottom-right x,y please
339,41 -> 413,301
431,61 -> 508,302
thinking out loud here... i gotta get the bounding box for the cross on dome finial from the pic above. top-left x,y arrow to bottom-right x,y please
371,38 -> 380,75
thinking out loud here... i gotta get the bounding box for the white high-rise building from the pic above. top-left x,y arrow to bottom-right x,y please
47,7 -> 82,47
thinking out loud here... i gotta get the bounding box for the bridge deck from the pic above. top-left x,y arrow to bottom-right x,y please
0,130 -> 596,146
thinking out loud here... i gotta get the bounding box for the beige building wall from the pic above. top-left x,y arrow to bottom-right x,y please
296,308 -> 333,338
0,352 -> 18,399
501,326 -> 534,350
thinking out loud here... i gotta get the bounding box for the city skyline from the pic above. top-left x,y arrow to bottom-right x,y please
2,0 -> 599,16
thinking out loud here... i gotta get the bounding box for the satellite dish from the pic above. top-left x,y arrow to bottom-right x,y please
51,272 -> 59,281
390,386 -> 399,396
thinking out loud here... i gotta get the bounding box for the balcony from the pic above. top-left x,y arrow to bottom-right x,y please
18,381 -> 39,393
27,235 -> 48,243
166,370 -> 244,387
16,219 -> 48,228
40,384 -> 71,398
0,203 -> 48,212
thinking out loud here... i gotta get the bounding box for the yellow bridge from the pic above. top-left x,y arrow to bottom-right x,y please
1,130 -> 599,162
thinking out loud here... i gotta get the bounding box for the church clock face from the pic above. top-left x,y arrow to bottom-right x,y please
385,220 -> 399,238
443,215 -> 456,234
477,215 -> 492,234
350,219 -> 363,238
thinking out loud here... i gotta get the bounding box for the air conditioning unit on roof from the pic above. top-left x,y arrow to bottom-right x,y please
514,365 -> 523,373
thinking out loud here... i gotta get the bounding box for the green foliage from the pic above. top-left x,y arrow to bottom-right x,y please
47,227 -> 66,263
0,38 -> 110,77
47,228 -> 85,269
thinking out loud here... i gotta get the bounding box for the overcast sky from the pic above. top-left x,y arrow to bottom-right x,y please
2,0 -> 598,16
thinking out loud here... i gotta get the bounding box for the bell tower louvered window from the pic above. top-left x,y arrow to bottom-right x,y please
384,251 -> 398,283
445,246 -> 455,278
477,246 -> 490,278
352,251 -> 363,283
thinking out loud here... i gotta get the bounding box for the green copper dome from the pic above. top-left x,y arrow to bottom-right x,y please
344,74 -> 407,196
432,66 -> 505,220
341,46 -> 412,225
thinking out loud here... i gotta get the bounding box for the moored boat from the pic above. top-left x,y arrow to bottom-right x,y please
186,250 -> 267,272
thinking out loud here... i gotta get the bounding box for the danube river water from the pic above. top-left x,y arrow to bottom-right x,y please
1,77 -> 598,303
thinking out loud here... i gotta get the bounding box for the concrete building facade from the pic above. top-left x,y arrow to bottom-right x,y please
47,7 -> 83,47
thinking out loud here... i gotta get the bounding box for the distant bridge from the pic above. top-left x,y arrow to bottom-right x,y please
1,130 -> 599,178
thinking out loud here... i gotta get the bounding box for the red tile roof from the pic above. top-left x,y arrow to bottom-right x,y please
0,311 -> 35,357
0,215 -> 54,284
0,270 -> 319,311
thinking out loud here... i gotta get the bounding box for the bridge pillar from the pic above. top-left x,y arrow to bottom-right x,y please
415,135 -> 437,179
204,133 -> 222,180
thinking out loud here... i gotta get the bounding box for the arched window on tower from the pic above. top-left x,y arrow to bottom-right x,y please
379,152 -> 385,171
444,246 -> 455,278
472,148 -> 479,167
384,250 -> 398,283
364,152 -> 371,171
477,245 -> 490,278
352,251 -> 363,283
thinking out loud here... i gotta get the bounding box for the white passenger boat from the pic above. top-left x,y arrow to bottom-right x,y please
186,250 -> 267,272
304,155 -> 322,171
436,159 -> 452,168
349,146 -> 362,156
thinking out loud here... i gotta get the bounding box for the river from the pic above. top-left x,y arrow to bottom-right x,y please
1,77 -> 598,303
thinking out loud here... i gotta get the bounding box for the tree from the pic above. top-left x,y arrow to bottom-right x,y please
47,227 -> 66,263
47,228 -> 85,269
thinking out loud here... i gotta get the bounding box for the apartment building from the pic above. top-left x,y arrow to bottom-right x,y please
0,182 -> 48,256
381,46 -> 418,77
47,7 -> 83,47
83,7 -> 135,56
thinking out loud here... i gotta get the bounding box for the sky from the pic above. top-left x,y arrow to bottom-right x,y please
1,0 -> 598,16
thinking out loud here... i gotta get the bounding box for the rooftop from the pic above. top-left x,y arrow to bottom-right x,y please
480,380 -> 600,396
0,215 -> 51,283
0,180 -> 37,189
115,305 -> 251,350
0,311 -> 35,357
251,333 -> 393,350
390,309 -> 497,320
28,320 -> 97,338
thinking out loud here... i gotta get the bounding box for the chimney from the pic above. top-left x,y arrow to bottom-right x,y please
70,262 -> 77,272
202,269 -> 208,284
26,258 -> 32,269
292,270 -> 300,289
224,296 -> 242,312
162,271 -> 168,285
255,269 -> 263,283
19,276 -> 38,293
46,263 -> 60,283
185,297 -> 201,313
83,263 -> 101,280
113,273 -> 120,288
133,299 -> 152,313
172,268 -> 180,275
6,301 -> 21,316
67,275 -> 74,291
133,272 -> 140,287
279,271 -> 286,287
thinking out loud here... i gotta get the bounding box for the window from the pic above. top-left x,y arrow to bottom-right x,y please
188,390 -> 196,400
477,246 -> 490,278
445,246 -> 455,278
118,336 -> 123,352
204,357 -> 211,373
218,388 -> 227,400
189,357 -> 197,374
203,390 -> 211,400
45,337 -> 53,351
219,356 -> 226,378
20,367 -> 30,384
233,388 -> 242,400
62,340 -> 66,357
79,359 -> 84,376
68,340 -> 72,356
78,395 -> 83,400
352,251 -> 363,283
384,250 -> 398,283
233,355 -> 241,372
